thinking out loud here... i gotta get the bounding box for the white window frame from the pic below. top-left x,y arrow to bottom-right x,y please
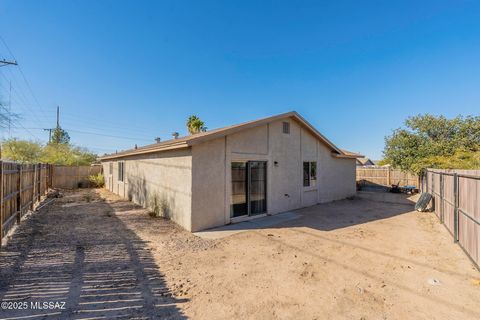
303,161 -> 317,187
118,161 -> 125,182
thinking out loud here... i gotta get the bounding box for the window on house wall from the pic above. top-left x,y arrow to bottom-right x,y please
282,121 -> 290,134
303,161 -> 317,187
109,162 -> 113,175
118,161 -> 124,182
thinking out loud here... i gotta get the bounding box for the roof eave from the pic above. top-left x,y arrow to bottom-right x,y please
99,142 -> 190,161
331,152 -> 364,159
187,111 -> 345,155
187,111 -> 297,146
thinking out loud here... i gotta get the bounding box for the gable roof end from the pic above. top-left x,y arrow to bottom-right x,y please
99,111 -> 354,160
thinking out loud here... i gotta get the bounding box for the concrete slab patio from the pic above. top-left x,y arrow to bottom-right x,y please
194,211 -> 302,240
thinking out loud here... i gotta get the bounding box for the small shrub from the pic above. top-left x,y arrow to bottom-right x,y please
149,193 -> 170,218
84,192 -> 93,203
88,173 -> 105,188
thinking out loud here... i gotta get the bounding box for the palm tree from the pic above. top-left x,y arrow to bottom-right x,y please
186,115 -> 206,134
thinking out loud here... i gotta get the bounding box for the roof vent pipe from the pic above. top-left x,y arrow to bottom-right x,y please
155,137 -> 161,143
172,132 -> 179,139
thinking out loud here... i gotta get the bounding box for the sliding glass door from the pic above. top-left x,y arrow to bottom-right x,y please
249,161 -> 267,214
231,161 -> 267,218
231,162 -> 248,217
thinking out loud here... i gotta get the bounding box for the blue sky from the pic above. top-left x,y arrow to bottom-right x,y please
0,0 -> 479,159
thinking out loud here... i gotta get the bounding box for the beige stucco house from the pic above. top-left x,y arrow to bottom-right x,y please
100,111 -> 360,232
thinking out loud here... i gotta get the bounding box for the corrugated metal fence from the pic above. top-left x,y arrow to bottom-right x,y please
422,169 -> 480,269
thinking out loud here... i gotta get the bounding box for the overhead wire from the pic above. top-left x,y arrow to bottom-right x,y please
13,127 -> 152,142
0,35 -> 170,149
0,35 -> 49,118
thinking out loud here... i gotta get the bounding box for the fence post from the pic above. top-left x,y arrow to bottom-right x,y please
453,173 -> 459,243
425,170 -> 429,193
32,164 -> 36,210
17,164 -> 22,224
439,173 -> 444,223
37,164 -> 40,202
387,167 -> 391,186
36,164 -> 39,201
0,161 -> 3,243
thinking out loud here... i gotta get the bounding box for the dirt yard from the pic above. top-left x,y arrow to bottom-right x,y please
1,189 -> 479,319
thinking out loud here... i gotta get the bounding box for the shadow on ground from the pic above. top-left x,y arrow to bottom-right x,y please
196,193 -> 415,239
0,191 -> 186,319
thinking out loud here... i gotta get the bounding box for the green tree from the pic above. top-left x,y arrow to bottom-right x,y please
1,138 -> 97,165
383,114 -> 480,174
40,143 -> 96,165
413,150 -> 480,173
51,126 -> 70,144
1,139 -> 42,163
186,115 -> 206,134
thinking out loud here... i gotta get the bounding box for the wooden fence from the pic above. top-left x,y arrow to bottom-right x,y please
1,162 -> 104,243
356,167 -> 420,188
52,165 -> 102,189
0,161 -> 51,241
422,169 -> 480,269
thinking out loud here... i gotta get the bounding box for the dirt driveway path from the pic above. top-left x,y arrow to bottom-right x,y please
0,190 -> 202,319
1,189 -> 479,320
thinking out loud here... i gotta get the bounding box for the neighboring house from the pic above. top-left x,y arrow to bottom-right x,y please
100,111 -> 360,232
356,157 -> 376,166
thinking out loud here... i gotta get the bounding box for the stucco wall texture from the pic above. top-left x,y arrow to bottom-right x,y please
102,117 -> 356,232
102,148 -> 193,230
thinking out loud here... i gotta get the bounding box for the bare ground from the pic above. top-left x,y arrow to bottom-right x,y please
1,189 -> 479,319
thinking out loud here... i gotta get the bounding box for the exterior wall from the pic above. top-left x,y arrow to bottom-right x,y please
102,148 -> 193,230
191,138 -> 226,232
268,120 -> 302,213
102,117 -> 356,232
317,143 -> 356,202
190,118 -> 357,231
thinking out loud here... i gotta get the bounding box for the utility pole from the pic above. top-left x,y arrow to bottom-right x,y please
8,81 -> 11,137
43,106 -> 60,143
0,59 -> 17,67
0,59 -> 18,159
43,128 -> 53,143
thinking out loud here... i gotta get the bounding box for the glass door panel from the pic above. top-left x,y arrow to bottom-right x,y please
231,162 -> 247,217
231,161 -> 267,218
249,161 -> 267,215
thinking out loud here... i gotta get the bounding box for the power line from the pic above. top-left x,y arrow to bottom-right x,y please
65,128 -> 153,141
12,126 -> 152,142
0,35 -> 49,117
57,112 -> 171,135
1,106 -> 41,141
0,67 -> 48,127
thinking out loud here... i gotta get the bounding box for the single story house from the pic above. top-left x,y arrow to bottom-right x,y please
100,111 -> 360,232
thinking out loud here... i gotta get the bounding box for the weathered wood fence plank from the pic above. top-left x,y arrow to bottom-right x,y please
51,165 -> 102,189
0,162 -> 52,242
356,167 -> 419,188
1,163 -> 103,244
423,169 -> 480,269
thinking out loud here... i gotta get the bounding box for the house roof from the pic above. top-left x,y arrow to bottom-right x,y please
100,111 -> 360,160
340,149 -> 364,158
356,157 -> 374,165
